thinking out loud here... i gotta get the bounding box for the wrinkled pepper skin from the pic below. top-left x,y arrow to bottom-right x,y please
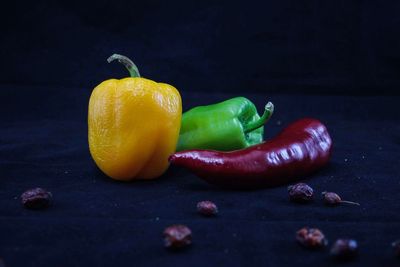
177,97 -> 274,151
88,54 -> 182,181
170,118 -> 332,189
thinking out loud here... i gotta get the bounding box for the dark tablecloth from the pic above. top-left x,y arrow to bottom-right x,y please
0,85 -> 399,266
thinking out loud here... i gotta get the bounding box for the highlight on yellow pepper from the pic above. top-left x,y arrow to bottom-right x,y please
88,54 -> 182,181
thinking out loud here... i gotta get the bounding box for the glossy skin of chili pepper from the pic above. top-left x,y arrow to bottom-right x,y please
169,118 -> 332,189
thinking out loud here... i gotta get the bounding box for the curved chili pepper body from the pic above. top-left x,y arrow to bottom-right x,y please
169,118 -> 332,188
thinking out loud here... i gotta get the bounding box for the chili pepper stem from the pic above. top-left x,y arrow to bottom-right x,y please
107,54 -> 141,78
243,102 -> 274,133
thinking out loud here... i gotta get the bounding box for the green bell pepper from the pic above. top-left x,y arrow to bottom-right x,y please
177,97 -> 274,151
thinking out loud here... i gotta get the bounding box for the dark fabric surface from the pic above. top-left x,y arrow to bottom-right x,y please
0,85 -> 399,266
1,0 -> 400,94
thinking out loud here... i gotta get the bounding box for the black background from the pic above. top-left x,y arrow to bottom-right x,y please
1,0 -> 400,94
1,1 -> 400,267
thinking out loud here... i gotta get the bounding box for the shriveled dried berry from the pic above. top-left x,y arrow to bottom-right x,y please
322,192 -> 360,206
288,183 -> 314,203
296,227 -> 327,249
322,191 -> 341,205
21,188 -> 52,209
392,240 -> 400,258
163,225 -> 192,249
197,201 -> 218,216
330,239 -> 358,261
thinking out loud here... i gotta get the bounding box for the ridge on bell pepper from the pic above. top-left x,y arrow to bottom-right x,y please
88,54 -> 182,181
177,97 -> 274,151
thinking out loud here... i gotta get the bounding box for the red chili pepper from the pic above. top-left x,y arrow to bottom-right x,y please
169,118 -> 332,189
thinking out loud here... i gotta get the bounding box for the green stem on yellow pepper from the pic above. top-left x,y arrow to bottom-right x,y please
243,102 -> 274,133
107,54 -> 141,78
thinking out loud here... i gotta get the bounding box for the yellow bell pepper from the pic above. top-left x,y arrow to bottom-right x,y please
88,54 -> 182,181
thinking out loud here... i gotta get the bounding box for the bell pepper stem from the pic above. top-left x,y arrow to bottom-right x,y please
243,102 -> 274,133
107,54 -> 141,78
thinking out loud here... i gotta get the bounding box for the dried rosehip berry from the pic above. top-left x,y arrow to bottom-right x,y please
288,183 -> 314,203
322,191 -> 341,205
392,240 -> 400,258
322,192 -> 360,206
163,225 -> 192,249
197,201 -> 218,216
330,239 -> 358,261
21,188 -> 52,209
296,227 -> 327,249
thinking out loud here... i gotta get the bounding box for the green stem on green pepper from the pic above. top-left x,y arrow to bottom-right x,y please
243,102 -> 274,133
107,54 -> 141,78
